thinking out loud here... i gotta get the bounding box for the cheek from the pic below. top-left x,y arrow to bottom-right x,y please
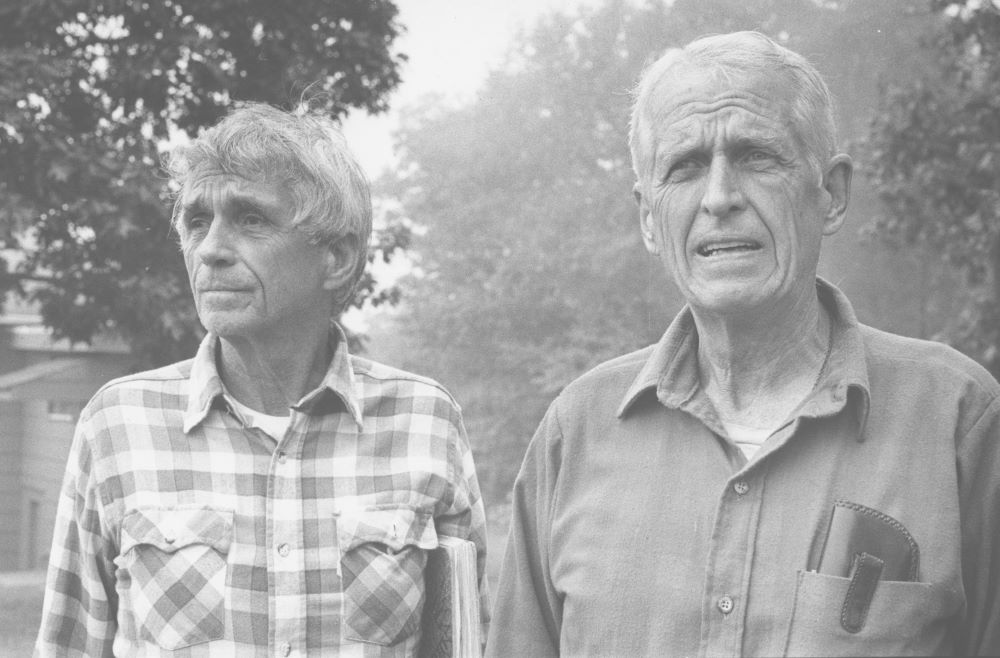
182,250 -> 198,278
650,192 -> 691,251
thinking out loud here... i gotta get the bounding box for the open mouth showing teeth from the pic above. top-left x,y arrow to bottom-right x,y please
697,242 -> 761,257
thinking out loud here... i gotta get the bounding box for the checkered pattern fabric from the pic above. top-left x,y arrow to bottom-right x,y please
35,324 -> 489,657
341,543 -> 428,646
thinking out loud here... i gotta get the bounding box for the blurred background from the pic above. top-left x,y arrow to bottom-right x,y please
1,0 -> 998,651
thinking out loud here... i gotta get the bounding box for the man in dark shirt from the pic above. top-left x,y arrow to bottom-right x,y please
487,31 -> 1000,657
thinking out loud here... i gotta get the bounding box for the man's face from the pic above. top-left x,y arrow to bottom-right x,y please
177,173 -> 334,343
636,68 -> 847,316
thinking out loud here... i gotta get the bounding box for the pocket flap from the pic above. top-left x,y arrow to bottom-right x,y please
120,507 -> 233,555
337,506 -> 437,553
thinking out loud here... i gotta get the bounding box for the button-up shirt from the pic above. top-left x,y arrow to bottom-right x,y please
36,325 -> 489,657
487,279 -> 1000,657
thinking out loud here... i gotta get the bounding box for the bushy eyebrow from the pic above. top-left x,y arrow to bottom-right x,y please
655,131 -> 791,173
177,194 -> 277,223
177,199 -> 210,223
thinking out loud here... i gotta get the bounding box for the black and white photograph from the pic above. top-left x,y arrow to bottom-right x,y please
2,0 -> 998,655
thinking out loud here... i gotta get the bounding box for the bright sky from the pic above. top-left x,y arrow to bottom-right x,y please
341,0 -> 599,178
340,0 -> 600,331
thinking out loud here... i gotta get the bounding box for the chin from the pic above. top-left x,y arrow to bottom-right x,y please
199,313 -> 258,339
687,280 -> 778,315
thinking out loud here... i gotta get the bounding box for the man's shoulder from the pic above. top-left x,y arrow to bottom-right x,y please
861,325 -> 1000,396
350,355 -> 462,411
554,345 -> 656,411
88,359 -> 195,407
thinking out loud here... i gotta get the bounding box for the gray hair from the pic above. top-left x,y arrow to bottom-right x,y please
164,101 -> 372,310
628,31 -> 837,184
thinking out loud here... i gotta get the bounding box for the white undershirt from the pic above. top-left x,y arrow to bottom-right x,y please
227,395 -> 291,441
721,421 -> 775,461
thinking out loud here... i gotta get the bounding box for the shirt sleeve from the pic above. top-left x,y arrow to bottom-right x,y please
35,414 -> 118,657
485,402 -> 563,658
432,402 -> 491,627
956,394 -> 1000,656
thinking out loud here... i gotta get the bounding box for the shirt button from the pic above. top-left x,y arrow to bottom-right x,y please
717,596 -> 734,614
733,480 -> 750,496
279,642 -> 292,657
277,543 -> 290,557
277,451 -> 287,464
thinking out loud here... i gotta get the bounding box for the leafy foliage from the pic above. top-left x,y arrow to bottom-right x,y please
0,0 -> 408,366
865,1 -> 1000,375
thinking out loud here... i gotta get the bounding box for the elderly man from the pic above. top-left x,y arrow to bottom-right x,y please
36,102 -> 488,656
487,31 -> 1000,657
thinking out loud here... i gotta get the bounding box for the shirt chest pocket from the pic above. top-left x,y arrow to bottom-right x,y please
114,507 -> 233,651
784,570 -> 961,656
337,506 -> 438,646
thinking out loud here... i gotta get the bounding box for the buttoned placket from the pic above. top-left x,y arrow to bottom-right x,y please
700,398 -> 844,657
698,446 -> 767,657
268,411 -> 307,657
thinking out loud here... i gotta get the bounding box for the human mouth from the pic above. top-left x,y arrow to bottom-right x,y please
199,287 -> 253,298
696,239 -> 762,257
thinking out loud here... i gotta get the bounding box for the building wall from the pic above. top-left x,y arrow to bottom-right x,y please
20,398 -> 77,570
14,353 -> 133,571
0,400 -> 24,571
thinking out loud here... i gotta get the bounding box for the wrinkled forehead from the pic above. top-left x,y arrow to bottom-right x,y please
179,170 -> 289,211
635,65 -> 808,176
646,66 -> 798,135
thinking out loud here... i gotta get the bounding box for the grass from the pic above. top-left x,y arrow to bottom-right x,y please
485,502 -> 512,595
0,572 -> 45,655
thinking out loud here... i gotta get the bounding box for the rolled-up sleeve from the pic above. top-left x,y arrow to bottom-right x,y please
35,416 -> 117,657
486,402 -> 564,657
432,404 -> 492,627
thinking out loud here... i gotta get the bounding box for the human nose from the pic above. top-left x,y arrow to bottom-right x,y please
701,157 -> 746,218
195,217 -> 237,266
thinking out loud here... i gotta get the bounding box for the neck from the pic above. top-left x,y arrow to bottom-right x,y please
217,322 -> 333,416
692,285 -> 830,429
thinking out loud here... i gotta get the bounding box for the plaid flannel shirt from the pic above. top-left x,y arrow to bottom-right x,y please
35,325 -> 489,657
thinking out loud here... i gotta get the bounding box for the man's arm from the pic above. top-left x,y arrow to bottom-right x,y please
956,394 -> 1000,656
433,407 -> 491,625
35,419 -> 118,657
485,404 -> 564,658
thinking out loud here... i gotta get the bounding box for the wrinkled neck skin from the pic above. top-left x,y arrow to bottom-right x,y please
692,283 -> 830,430
217,323 -> 332,417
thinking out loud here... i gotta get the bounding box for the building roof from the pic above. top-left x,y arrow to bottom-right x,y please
0,358 -> 89,399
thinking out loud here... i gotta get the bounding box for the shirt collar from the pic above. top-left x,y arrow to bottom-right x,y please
183,322 -> 364,433
616,277 -> 872,436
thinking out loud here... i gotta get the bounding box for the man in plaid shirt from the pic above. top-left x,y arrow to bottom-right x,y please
36,102 -> 489,657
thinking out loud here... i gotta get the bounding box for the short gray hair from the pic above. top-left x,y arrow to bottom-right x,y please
165,101 -> 372,310
628,31 -> 837,184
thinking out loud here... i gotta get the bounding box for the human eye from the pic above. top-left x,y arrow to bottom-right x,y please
740,147 -> 777,166
665,156 -> 704,182
240,212 -> 265,227
184,213 -> 211,234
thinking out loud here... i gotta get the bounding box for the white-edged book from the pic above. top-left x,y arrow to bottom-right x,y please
419,536 -> 481,658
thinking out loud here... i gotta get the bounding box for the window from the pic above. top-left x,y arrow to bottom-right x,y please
47,400 -> 86,422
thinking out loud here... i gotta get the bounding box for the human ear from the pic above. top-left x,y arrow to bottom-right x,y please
820,154 -> 853,236
634,183 -> 659,255
323,234 -> 362,291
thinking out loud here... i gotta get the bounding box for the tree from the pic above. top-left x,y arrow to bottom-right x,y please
0,0 -> 408,366
865,0 -> 1000,376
